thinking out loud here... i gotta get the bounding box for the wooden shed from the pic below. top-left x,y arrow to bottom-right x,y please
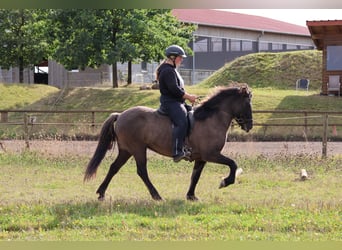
307,20 -> 342,96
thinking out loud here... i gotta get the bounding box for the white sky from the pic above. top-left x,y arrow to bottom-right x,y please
223,9 -> 342,27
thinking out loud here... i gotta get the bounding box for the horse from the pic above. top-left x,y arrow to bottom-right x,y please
84,85 -> 253,201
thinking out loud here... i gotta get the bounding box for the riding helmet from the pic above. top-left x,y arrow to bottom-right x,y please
165,45 -> 187,58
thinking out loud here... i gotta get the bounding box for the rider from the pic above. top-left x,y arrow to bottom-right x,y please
156,45 -> 197,162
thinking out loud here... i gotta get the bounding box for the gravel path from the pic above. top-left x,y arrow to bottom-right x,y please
1,140 -> 341,157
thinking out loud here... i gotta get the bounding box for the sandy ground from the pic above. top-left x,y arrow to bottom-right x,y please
1,140 -> 341,157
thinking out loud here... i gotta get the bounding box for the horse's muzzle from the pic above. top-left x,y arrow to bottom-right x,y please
236,118 -> 253,132
243,121 -> 253,132
243,125 -> 251,133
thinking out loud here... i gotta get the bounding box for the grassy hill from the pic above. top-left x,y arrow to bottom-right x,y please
0,83 -> 59,110
200,50 -> 322,90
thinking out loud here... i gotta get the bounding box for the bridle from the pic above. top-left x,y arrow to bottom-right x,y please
234,92 -> 253,128
235,117 -> 253,125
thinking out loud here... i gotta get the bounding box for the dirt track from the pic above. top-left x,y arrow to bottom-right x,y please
1,140 -> 341,157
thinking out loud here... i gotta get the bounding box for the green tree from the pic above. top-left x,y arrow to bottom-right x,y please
0,9 -> 50,83
122,9 -> 195,84
50,9 -> 133,87
49,9 -> 195,88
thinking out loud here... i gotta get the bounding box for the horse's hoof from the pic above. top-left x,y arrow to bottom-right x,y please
219,179 -> 226,189
219,177 -> 235,189
152,195 -> 163,201
186,195 -> 199,201
97,194 -> 105,201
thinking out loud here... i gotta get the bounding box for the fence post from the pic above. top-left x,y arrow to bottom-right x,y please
23,113 -> 30,149
304,111 -> 308,136
91,111 -> 95,133
1,111 -> 8,123
322,113 -> 328,158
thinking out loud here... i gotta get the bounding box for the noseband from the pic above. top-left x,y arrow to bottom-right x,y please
235,117 -> 253,125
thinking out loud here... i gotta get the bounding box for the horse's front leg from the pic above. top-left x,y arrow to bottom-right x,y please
220,156 -> 237,188
205,153 -> 237,189
186,160 -> 207,201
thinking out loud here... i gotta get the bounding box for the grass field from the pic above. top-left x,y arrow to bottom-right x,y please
0,150 -> 341,241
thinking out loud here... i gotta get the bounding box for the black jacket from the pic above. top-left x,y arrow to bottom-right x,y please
157,63 -> 185,103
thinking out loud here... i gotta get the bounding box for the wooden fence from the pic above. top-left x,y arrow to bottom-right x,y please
1,109 -> 342,157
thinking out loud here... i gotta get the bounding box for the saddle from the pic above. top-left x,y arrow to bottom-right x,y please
157,105 -> 195,136
157,106 -> 194,161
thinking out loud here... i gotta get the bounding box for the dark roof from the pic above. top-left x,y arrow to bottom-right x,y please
307,20 -> 342,50
172,9 -> 310,36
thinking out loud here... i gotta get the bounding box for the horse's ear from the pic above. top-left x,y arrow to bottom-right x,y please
239,85 -> 252,98
239,85 -> 248,94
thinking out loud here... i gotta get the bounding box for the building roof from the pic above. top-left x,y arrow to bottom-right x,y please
306,20 -> 342,50
172,9 -> 310,37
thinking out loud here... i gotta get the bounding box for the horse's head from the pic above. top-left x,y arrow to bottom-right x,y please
233,86 -> 253,132
193,85 -> 253,133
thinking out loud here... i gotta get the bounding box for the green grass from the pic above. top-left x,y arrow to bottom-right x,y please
0,151 -> 341,241
1,83 -> 342,140
0,83 -> 59,110
1,82 -> 339,115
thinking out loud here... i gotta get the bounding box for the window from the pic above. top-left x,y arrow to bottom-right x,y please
259,42 -> 269,51
211,38 -> 222,52
272,43 -> 283,51
141,61 -> 147,71
242,40 -> 253,51
327,45 -> 342,71
286,44 -> 298,50
230,39 -> 241,51
194,37 -> 208,52
299,45 -> 313,50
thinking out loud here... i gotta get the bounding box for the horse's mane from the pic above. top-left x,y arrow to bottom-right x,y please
194,86 -> 249,121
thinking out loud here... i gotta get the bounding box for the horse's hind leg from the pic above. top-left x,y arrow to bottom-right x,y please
134,151 -> 163,201
186,160 -> 207,201
96,149 -> 131,200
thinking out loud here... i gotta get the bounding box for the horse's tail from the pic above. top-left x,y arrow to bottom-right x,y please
84,113 -> 119,181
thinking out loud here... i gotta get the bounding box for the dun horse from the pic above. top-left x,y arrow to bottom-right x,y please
84,86 -> 253,201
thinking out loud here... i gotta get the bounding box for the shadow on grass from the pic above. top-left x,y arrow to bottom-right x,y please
50,198 -> 206,220
2,199 -> 206,233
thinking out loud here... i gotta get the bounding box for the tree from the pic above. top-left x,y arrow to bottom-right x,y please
50,9 -> 131,87
118,9 -> 196,84
0,9 -> 50,83
49,9 -> 195,88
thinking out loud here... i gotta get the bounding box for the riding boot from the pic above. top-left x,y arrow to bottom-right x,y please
172,127 -> 190,162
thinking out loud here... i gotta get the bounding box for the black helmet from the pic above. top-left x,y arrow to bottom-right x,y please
165,45 -> 187,58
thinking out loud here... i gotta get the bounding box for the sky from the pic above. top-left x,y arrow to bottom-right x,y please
223,9 -> 342,27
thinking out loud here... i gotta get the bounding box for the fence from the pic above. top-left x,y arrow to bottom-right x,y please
1,109 -> 342,157
252,110 -> 342,157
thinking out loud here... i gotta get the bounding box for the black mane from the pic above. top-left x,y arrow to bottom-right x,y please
194,87 -> 243,121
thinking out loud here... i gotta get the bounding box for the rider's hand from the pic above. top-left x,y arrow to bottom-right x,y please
183,93 -> 197,104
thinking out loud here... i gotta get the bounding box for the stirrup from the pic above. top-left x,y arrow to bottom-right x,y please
173,151 -> 191,162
